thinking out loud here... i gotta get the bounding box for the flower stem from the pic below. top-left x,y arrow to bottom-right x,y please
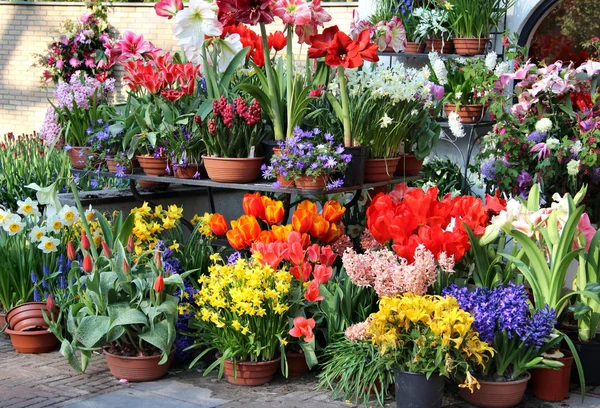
286,23 -> 294,140
337,66 -> 352,147
260,23 -> 284,141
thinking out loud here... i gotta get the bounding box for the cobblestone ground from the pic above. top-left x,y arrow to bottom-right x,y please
2,334 -> 600,408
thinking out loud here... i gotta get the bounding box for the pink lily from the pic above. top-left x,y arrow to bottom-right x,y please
115,31 -> 152,59
530,143 -> 550,160
154,0 -> 183,19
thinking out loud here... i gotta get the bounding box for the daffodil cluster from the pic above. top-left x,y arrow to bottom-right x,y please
130,202 -> 184,255
367,294 -> 494,392
190,213 -> 217,240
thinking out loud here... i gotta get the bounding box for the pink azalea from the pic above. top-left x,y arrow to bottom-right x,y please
273,0 -> 312,26
530,143 -> 550,160
55,59 -> 64,69
154,0 -> 184,19
69,57 -> 81,68
115,31 -> 152,59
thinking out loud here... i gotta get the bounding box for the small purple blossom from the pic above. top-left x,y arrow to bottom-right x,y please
526,131 -> 545,143
228,251 -> 242,265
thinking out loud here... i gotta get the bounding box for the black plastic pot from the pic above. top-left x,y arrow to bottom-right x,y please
571,338 -> 600,385
261,140 -> 278,180
343,146 -> 367,187
395,369 -> 444,408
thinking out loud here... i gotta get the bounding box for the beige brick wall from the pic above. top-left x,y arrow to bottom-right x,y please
0,1 -> 357,135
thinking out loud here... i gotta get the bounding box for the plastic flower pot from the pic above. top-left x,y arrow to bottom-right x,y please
6,302 -> 57,332
444,104 -> 486,124
394,370 -> 444,408
285,352 -> 309,377
571,339 -> 600,385
295,175 -> 327,190
343,145 -> 367,187
5,328 -> 59,354
202,156 -> 264,183
458,372 -> 530,408
530,350 -> 573,401
395,154 -> 424,176
103,347 -> 175,382
453,38 -> 489,55
364,158 -> 400,183
67,147 -> 93,169
224,358 -> 280,386
136,155 -> 169,176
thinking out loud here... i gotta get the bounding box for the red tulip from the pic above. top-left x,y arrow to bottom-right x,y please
307,244 -> 320,263
154,252 -> 163,270
82,254 -> 93,273
303,280 -> 324,302
289,316 -> 316,342
46,294 -> 55,312
81,231 -> 90,251
127,235 -> 135,252
208,213 -> 228,236
122,259 -> 131,274
154,274 -> 164,293
101,241 -> 112,257
313,264 -> 332,284
66,241 -> 76,261
268,31 -> 287,51
243,192 -> 266,220
290,262 -> 312,283
319,245 -> 337,266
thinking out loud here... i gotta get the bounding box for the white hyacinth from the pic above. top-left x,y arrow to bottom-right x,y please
432,59 -> 448,85
567,159 -> 580,176
448,111 -> 466,138
485,52 -> 498,71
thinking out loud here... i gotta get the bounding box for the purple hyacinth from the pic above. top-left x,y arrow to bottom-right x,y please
516,170 -> 533,198
228,251 -> 242,265
523,305 -> 557,348
526,131 -> 546,143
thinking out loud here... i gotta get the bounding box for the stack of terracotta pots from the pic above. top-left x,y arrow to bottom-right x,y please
3,302 -> 59,353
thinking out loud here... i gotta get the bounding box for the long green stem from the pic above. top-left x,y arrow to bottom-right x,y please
286,23 -> 294,140
337,66 -> 352,147
260,23 -> 284,141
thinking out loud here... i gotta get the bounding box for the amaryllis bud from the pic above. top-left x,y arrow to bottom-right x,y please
67,241 -> 76,261
127,235 -> 135,252
154,274 -> 164,292
46,294 -> 55,311
122,259 -> 131,274
102,241 -> 112,257
154,252 -> 163,270
82,254 -> 93,273
81,231 -> 90,251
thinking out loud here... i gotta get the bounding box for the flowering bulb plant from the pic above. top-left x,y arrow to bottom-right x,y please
349,14 -> 407,53
129,202 -> 184,256
261,127 -> 350,189
443,284 -> 561,381
445,0 -> 514,39
412,4 -> 451,42
35,3 -> 112,86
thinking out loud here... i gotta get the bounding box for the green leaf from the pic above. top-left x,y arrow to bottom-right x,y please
76,315 -> 110,349
139,320 -> 170,355
109,308 -> 148,329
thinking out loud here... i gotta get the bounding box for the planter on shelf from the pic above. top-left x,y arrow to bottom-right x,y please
223,358 -> 280,386
136,155 -> 169,177
453,38 -> 488,55
343,145 -> 367,187
137,180 -> 170,191
277,176 -> 295,188
6,302 -> 58,332
295,175 -> 327,190
67,147 -> 93,169
395,154 -> 424,176
262,140 -> 278,172
364,157 -> 400,183
571,338 -> 600,386
444,104 -> 485,124
425,38 -> 454,54
104,347 -> 175,382
4,328 -> 59,354
106,159 -> 133,175
174,164 -> 202,179
394,370 -> 444,408
458,372 -> 530,408
286,352 -> 309,377
203,156 -> 264,183
530,350 -> 573,401
405,42 -> 426,54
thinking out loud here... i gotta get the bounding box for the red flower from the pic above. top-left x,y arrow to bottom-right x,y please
308,25 -> 339,59
350,29 -> 379,63
127,235 -> 135,252
319,245 -> 337,266
484,191 -> 507,216
81,231 -> 90,251
289,316 -> 316,342
217,0 -> 238,26
122,259 -> 131,274
208,213 -> 228,236
154,0 -> 183,19
291,262 -> 312,282
46,294 -> 55,312
236,0 -> 274,25
82,254 -> 93,273
101,241 -> 112,257
268,31 -> 287,51
67,241 -> 76,261
309,88 -> 323,97
161,89 -> 184,102
154,274 -> 165,293
303,280 -> 324,302
243,192 -> 266,220
307,244 -> 320,263
252,241 -> 288,269
313,264 -> 332,284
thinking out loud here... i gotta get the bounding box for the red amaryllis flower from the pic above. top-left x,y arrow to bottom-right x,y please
484,191 -> 507,216
236,0 -> 274,25
268,31 -> 287,51
349,29 -> 379,63
161,89 -> 185,102
289,316 -> 316,342
154,0 -> 183,19
325,29 -> 378,69
307,25 -> 339,58
217,0 -> 237,26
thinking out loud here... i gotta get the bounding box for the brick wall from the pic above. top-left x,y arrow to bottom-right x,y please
0,1 -> 357,135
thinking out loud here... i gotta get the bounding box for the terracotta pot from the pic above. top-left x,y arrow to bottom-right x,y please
458,372 -> 530,408
6,302 -> 57,331
405,42 -> 426,53
174,164 -> 202,179
425,38 -> 454,54
364,158 -> 400,183
571,338 -> 600,385
295,175 -> 327,190
286,352 -> 309,377
68,147 -> 92,169
136,155 -> 169,176
453,38 -> 489,55
5,328 -> 59,353
223,358 -> 280,386
137,180 -> 170,190
106,159 -> 133,175
203,156 -> 264,183
444,104 -> 486,124
0,312 -> 6,329
530,351 -> 573,401
277,176 -> 295,188
104,348 -> 175,382
395,154 -> 424,176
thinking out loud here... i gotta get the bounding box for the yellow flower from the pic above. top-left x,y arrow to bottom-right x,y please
231,320 -> 242,331
153,205 -> 163,218
166,204 -> 183,220
162,217 -> 177,229
191,214 -> 202,225
133,202 -> 151,216
281,339 -> 288,346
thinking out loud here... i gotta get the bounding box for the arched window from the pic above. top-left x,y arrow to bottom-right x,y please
519,0 -> 600,65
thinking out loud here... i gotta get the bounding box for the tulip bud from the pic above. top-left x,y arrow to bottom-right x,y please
154,274 -> 164,293
127,235 -> 135,253
122,259 -> 130,274
46,294 -> 55,311
67,241 -> 76,261
82,254 -> 93,273
101,241 -> 112,257
154,252 -> 163,270
81,231 -> 90,251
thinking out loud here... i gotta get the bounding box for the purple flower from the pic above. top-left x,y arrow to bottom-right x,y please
33,288 -> 41,302
592,167 -> 600,184
523,305 -> 556,348
526,131 -> 545,143
326,178 -> 344,190
228,252 -> 242,265
517,170 -> 533,198
480,158 -> 497,181
30,270 -> 38,283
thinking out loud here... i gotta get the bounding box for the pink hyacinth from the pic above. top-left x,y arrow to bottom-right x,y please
345,317 -> 372,342
39,107 -> 61,146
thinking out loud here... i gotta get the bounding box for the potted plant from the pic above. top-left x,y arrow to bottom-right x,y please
412,4 -> 453,53
369,0 -> 424,53
447,0 -> 514,55
187,254 -> 291,385
86,114 -> 135,176
261,127 -> 350,190
443,284 -> 563,408
353,15 -> 407,54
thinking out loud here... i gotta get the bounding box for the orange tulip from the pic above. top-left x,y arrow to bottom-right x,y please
322,200 -> 346,223
321,222 -> 343,244
297,200 -> 317,215
208,213 -> 228,236
232,215 -> 261,243
242,192 -> 265,220
272,224 -> 293,241
257,230 -> 276,244
226,228 -> 248,250
310,215 -> 330,240
265,200 -> 284,225
154,274 -> 164,292
292,209 -> 312,234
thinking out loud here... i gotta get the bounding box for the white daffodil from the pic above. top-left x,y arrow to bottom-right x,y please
17,197 -> 38,217
3,214 -> 25,236
173,0 -> 222,49
46,215 -> 64,234
58,205 -> 79,226
0,208 -> 8,225
85,205 -> 95,222
380,113 -> 393,128
29,226 -> 46,242
218,34 -> 243,73
38,236 -> 60,253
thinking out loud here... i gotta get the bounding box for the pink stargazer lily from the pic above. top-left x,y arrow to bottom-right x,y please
154,0 -> 184,19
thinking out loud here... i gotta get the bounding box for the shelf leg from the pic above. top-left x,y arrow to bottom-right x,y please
207,187 -> 216,213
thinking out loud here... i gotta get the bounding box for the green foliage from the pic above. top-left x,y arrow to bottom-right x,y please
446,0 -> 515,38
414,157 -> 466,197
574,230 -> 600,341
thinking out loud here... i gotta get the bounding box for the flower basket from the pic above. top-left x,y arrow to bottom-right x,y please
405,42 -> 426,54
395,154 -> 424,176
394,370 -> 444,408
444,104 -> 485,124
67,147 -> 93,169
295,175 -> 327,190
426,38 -> 454,54
202,156 -> 264,183
364,158 -> 400,183
530,350 -> 573,401
453,38 -> 488,55
224,358 -> 280,386
5,328 -> 59,354
458,373 -> 530,408
104,347 -> 175,382
136,155 -> 169,176
107,159 -> 133,175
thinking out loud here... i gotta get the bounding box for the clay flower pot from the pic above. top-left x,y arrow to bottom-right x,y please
5,328 -> 59,354
405,42 -> 426,53
286,352 -> 309,377
6,302 -> 57,332
458,372 -> 530,408
137,180 -> 170,190
395,154 -> 424,176
107,159 -> 133,175
67,146 -> 93,169
453,38 -> 489,55
224,358 -> 280,386
276,176 -> 295,188
364,157 -> 400,183
174,164 -> 202,179
530,350 -> 573,401
444,103 -> 486,124
104,348 -> 175,382
0,312 -> 6,328
203,156 -> 264,183
425,38 -> 454,54
136,155 -> 169,176
295,175 -> 327,190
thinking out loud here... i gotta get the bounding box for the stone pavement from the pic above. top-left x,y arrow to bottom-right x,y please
2,334 -> 600,408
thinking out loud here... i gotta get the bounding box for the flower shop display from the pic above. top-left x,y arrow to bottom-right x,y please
412,4 -> 453,53
35,3 -> 113,86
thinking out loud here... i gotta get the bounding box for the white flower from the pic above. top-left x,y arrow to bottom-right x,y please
485,52 -> 498,71
546,137 -> 560,150
85,205 -> 95,222
494,61 -> 512,77
0,208 -> 8,225
448,111 -> 465,138
567,159 -> 580,176
535,118 -> 552,133
46,215 -> 64,233
58,205 -> 79,226
38,236 -> 60,253
380,113 -> 393,128
455,91 -> 463,100
17,197 -> 38,217
3,214 -> 25,236
347,224 -> 362,238
571,140 -> 583,155
173,0 -> 222,49
29,226 -> 46,242
411,109 -> 419,116
217,34 -> 243,73
432,58 -> 448,85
